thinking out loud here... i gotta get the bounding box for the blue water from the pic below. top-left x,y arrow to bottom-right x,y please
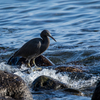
0,0 -> 100,99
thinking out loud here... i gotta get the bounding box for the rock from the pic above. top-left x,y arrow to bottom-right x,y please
7,55 -> 54,67
32,75 -> 68,91
7,55 -> 26,66
55,66 -> 83,73
31,75 -> 82,96
92,81 -> 100,100
35,55 -> 54,66
0,70 -> 33,100
63,88 -> 82,96
0,96 -> 15,100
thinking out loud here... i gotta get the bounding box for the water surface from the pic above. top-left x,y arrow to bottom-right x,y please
0,0 -> 100,99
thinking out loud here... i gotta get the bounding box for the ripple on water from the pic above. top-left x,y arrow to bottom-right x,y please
0,0 -> 100,99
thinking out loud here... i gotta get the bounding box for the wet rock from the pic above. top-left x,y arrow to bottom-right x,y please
0,70 -> 33,100
92,81 -> 100,100
35,55 -> 54,66
0,96 -> 15,100
7,56 -> 25,66
63,88 -> 82,96
32,75 -> 68,91
32,75 -> 82,96
7,54 -> 54,67
55,66 -> 83,73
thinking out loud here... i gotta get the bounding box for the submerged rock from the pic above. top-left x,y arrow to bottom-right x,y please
63,88 -> 82,96
0,70 -> 33,100
55,66 -> 83,73
32,75 -> 82,96
92,81 -> 100,100
7,55 -> 54,67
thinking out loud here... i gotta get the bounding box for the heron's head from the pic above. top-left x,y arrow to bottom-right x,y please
41,30 -> 56,42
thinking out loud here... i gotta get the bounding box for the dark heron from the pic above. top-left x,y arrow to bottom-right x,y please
13,30 -> 56,70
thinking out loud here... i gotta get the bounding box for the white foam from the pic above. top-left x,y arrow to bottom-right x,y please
14,68 -> 70,86
0,62 -> 14,73
0,62 -> 98,89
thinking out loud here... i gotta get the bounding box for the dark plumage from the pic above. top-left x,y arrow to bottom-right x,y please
13,30 -> 56,70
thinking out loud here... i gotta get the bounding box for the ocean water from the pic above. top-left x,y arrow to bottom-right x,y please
0,0 -> 100,99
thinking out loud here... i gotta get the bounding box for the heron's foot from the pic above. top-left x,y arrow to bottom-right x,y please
33,66 -> 42,71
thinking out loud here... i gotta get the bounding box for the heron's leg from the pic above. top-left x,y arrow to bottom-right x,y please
27,59 -> 31,69
33,58 -> 42,70
33,58 -> 37,67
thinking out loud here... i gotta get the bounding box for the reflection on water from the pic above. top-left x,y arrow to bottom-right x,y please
0,0 -> 100,99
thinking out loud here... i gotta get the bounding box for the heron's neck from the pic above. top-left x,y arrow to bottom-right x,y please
41,36 -> 50,52
42,36 -> 50,45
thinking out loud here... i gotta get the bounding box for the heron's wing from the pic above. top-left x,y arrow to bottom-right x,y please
14,38 -> 42,57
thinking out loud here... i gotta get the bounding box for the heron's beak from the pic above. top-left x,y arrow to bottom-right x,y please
49,35 -> 56,42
